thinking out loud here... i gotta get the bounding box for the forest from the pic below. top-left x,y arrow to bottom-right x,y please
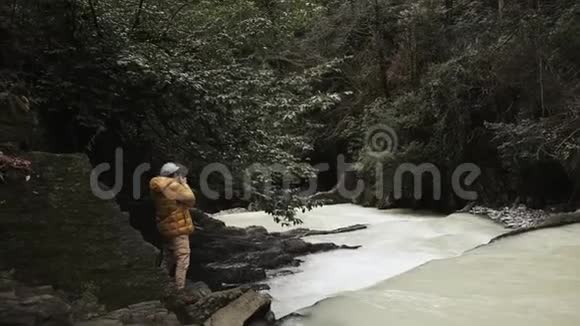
1,0 -> 579,224
2,1 -> 580,325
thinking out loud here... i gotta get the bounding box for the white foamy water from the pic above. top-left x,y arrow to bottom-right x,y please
293,223 -> 580,326
216,204 -> 506,317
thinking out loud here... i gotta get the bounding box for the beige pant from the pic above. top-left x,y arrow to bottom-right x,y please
162,235 -> 190,290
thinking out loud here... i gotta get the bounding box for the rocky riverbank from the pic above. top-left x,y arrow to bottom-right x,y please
187,209 -> 363,289
0,268 -> 277,326
469,205 -> 551,229
0,151 -> 364,325
468,204 -> 580,231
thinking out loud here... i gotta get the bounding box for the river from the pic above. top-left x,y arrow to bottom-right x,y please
216,204 -> 506,317
217,204 -> 580,325
286,223 -> 580,326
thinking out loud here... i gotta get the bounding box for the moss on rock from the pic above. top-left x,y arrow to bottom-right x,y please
0,152 -> 168,308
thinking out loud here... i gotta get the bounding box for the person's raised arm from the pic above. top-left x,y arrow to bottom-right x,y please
161,179 -> 196,207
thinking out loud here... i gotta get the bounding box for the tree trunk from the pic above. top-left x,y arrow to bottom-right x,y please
373,0 -> 389,97
10,0 -> 17,24
538,54 -> 546,116
534,0 -> 545,116
444,0 -> 453,23
132,0 -> 146,30
66,0 -> 78,40
88,0 -> 102,37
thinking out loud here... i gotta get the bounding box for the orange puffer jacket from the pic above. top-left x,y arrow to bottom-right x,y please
150,177 -> 195,239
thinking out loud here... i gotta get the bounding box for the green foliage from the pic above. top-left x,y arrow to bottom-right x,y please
2,0 -> 579,213
0,0 -> 343,222
299,0 -> 580,208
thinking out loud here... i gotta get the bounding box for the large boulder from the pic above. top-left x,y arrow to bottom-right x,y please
181,287 -> 247,324
0,152 -> 169,308
176,287 -> 272,326
204,290 -> 271,326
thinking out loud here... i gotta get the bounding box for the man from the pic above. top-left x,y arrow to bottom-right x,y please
150,162 -> 195,290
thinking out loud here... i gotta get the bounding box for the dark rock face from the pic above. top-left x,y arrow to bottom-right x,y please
0,152 -> 169,308
204,263 -> 267,284
0,270 -> 166,326
0,270 -> 73,326
188,209 -> 361,288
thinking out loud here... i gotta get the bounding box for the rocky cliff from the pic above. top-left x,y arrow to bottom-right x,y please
0,152 -> 168,308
